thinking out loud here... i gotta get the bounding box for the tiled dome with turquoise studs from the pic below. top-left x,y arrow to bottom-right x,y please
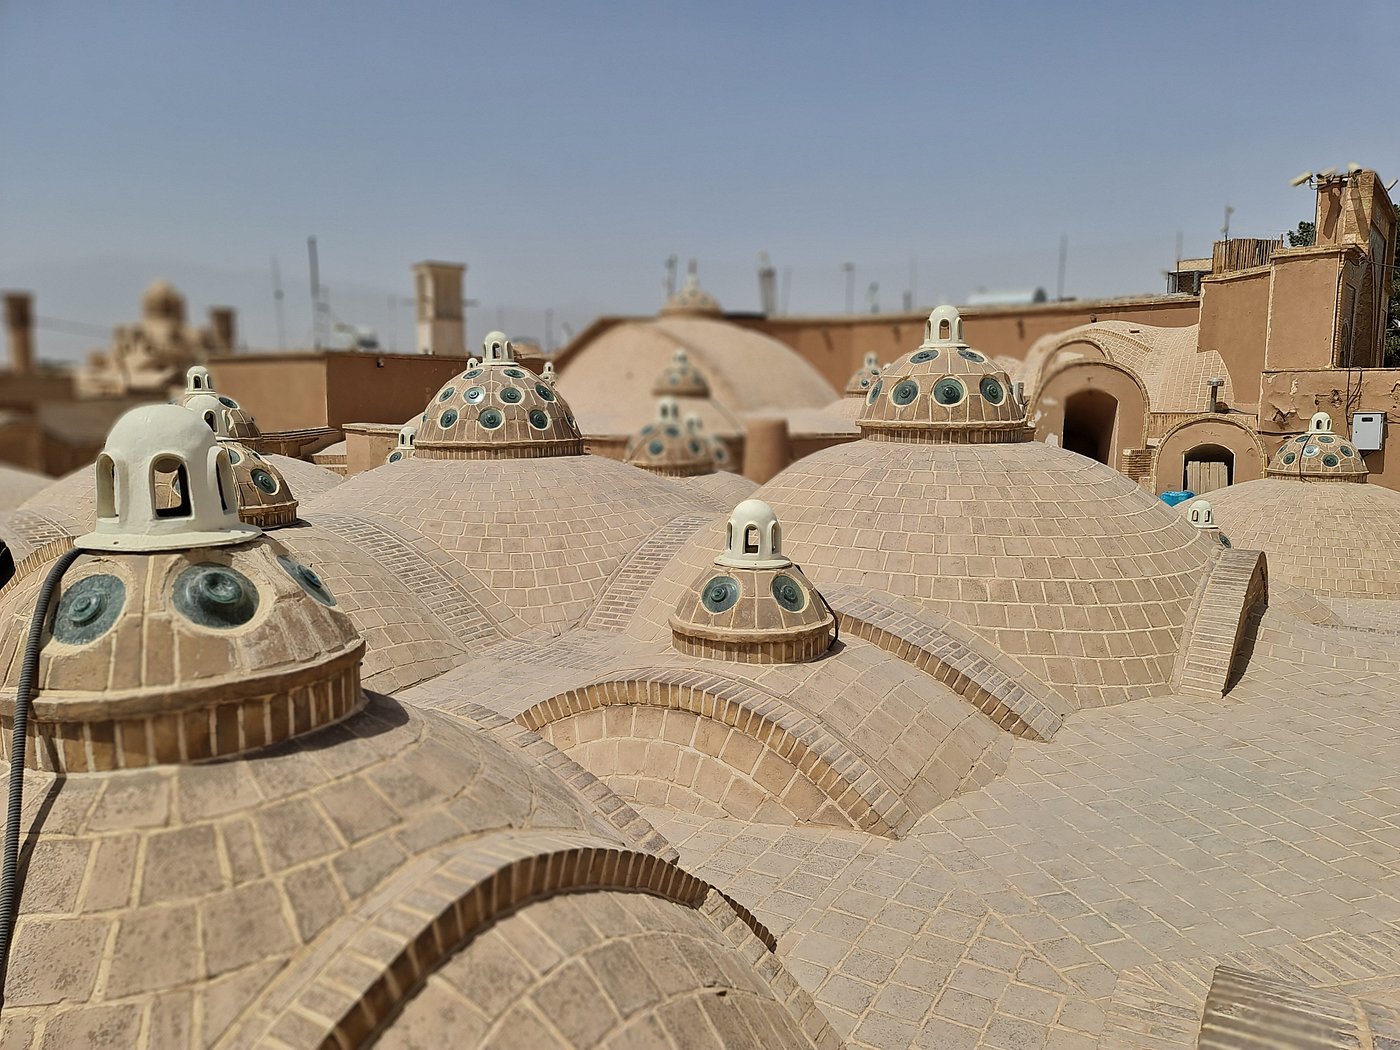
415,332 -> 584,460
858,306 -> 1031,443
1266,412 -> 1367,482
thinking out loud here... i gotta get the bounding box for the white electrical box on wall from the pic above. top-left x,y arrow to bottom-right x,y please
1352,412 -> 1386,452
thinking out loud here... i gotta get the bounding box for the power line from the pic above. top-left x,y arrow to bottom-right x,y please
33,316 -> 110,338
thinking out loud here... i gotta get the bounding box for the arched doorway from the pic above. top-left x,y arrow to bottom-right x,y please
1184,443 -> 1234,493
1062,390 -> 1118,465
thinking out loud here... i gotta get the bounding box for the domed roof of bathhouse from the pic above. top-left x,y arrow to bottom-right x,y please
0,408 -> 832,1050
555,289 -> 838,440
715,307 -> 1218,708
300,342 -> 727,634
1205,429 -> 1400,607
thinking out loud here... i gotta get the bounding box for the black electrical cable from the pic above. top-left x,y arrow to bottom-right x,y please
0,546 -> 80,998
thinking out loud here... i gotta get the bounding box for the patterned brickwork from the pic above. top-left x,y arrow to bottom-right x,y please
646,603 -> 1400,1049
1172,547 -> 1268,699
828,584 -> 1068,742
583,512 -> 717,631
234,833 -> 774,1048
275,523 -> 471,693
307,511 -> 513,645
0,695 -> 692,1048
1207,478 -> 1400,603
0,508 -> 77,561
638,436 -> 1214,708
379,888 -> 839,1050
1197,966 -> 1400,1050
1098,922 -> 1400,1049
517,672 -> 916,837
304,455 -> 714,633
2,650 -> 363,772
406,628 -> 1011,832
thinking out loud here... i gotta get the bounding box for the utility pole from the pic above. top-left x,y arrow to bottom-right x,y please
1056,235 -> 1068,301
271,257 -> 286,351
841,262 -> 855,315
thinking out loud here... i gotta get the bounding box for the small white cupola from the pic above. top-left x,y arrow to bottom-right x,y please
386,423 -> 417,464
1309,411 -> 1334,434
1187,498 -> 1216,529
658,397 -> 681,424
924,304 -> 966,347
717,499 -> 790,569
78,404 -> 260,552
481,331 -> 513,364
542,361 -> 557,387
670,497 -> 834,663
177,365 -> 258,440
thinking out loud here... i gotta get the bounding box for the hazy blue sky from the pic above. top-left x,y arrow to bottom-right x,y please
2,0 -> 1397,360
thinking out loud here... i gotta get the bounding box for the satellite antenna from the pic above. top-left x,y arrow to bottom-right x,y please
1318,167 -> 1339,179
1290,171 -> 1314,187
1347,162 -> 1362,174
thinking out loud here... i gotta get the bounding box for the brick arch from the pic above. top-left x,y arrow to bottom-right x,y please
1153,414 -> 1269,496
1030,358 -> 1151,468
233,831 -> 789,1049
516,671 -> 915,838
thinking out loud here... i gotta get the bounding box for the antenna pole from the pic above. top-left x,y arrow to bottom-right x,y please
842,262 -> 855,315
307,236 -> 322,350
780,267 -> 792,315
271,256 -> 286,351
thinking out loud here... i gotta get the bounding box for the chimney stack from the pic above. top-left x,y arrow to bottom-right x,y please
4,292 -> 34,375
1207,377 -> 1225,413
208,307 -> 237,352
